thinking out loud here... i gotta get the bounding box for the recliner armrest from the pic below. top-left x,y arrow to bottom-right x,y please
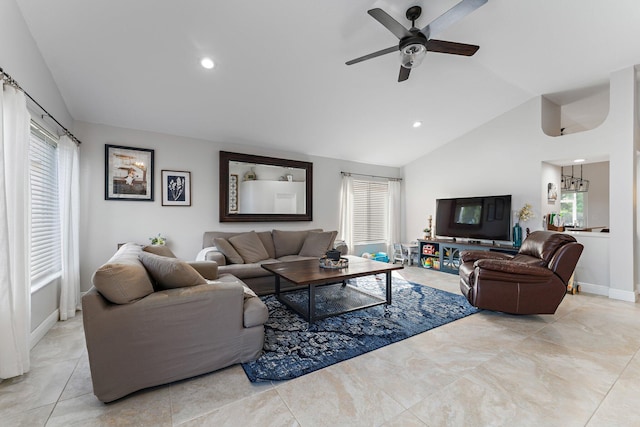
475,259 -> 553,277
460,250 -> 513,264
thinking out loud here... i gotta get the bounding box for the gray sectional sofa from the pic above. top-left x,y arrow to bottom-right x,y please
82,243 -> 268,402
198,229 -> 346,295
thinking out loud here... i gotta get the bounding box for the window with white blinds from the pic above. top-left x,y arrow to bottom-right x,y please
352,179 -> 389,244
29,125 -> 61,287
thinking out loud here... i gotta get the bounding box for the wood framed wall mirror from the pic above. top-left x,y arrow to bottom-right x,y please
219,151 -> 313,222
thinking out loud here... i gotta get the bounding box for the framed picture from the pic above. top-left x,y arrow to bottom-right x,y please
161,170 -> 191,206
547,182 -> 558,202
105,144 -> 154,201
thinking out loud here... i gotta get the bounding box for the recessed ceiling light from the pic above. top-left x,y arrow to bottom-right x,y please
573,158 -> 585,163
200,57 -> 215,69
412,121 -> 422,128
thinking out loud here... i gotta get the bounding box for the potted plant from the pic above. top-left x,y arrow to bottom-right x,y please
149,233 -> 166,246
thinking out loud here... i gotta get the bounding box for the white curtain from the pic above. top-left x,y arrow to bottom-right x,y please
0,82 -> 31,379
58,135 -> 80,320
338,174 -> 354,254
387,179 -> 401,255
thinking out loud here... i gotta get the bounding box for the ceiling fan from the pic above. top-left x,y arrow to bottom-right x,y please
346,0 -> 487,82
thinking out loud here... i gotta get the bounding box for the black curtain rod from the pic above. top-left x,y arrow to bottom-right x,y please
0,67 -> 82,145
341,171 -> 402,181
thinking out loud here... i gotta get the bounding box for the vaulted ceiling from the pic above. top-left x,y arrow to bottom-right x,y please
16,0 -> 640,166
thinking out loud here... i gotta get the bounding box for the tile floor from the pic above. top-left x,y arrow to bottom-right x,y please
2,266 -> 640,426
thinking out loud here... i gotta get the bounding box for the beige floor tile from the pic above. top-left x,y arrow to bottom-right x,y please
381,409 -> 427,426
276,362 -> 405,427
59,352 -> 93,401
0,360 -> 76,417
0,403 -> 53,427
30,316 -> 86,369
177,389 -> 299,427
342,344 -> 458,408
587,351 -> 640,426
169,364 -> 273,425
461,348 -> 605,426
46,388 -> 172,427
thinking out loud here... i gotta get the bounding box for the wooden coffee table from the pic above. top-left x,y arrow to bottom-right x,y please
262,256 -> 403,323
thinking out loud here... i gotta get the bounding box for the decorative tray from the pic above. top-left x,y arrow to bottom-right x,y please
319,256 -> 349,269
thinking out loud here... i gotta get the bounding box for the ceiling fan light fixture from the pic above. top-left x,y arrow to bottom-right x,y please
400,43 -> 426,69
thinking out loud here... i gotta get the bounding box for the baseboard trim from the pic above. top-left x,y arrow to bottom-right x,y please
30,309 -> 59,349
575,281 -> 608,296
608,288 -> 637,302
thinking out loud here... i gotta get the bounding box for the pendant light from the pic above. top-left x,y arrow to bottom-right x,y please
576,164 -> 589,192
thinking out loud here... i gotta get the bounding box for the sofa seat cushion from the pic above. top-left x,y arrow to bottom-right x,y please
298,231 -> 338,257
139,251 -> 207,290
228,231 -> 270,264
275,255 -> 317,263
218,261 -> 279,279
92,243 -> 155,304
214,237 -> 244,264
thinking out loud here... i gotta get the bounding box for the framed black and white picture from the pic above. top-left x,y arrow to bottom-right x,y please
161,170 -> 191,206
105,144 -> 154,201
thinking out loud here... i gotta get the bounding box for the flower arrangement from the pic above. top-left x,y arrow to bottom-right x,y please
149,233 -> 166,245
517,203 -> 535,223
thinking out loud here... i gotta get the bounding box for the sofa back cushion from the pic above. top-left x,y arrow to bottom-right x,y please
139,251 -> 207,290
213,237 -> 245,264
92,243 -> 154,304
142,245 -> 177,258
299,231 -> 338,257
256,231 -> 276,259
228,231 -> 270,263
203,230 -> 253,249
272,229 -> 322,258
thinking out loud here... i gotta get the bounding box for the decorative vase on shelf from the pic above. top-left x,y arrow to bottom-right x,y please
513,223 -> 522,247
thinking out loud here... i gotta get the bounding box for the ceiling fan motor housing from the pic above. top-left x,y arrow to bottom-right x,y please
399,33 -> 428,68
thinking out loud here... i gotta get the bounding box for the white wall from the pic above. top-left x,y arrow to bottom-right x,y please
404,67 -> 638,302
75,121 -> 402,292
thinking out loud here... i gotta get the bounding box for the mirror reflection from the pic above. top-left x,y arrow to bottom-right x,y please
219,151 -> 313,222
230,162 -> 307,214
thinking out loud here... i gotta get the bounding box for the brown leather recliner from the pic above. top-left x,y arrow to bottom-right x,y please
459,231 -> 583,314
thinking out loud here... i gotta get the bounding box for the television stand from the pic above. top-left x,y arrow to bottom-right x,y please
417,238 -> 518,274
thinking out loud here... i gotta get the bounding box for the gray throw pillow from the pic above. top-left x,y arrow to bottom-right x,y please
92,243 -> 155,304
142,245 -> 177,258
299,231 -> 338,257
228,231 -> 270,264
214,237 -> 244,264
139,251 -> 207,290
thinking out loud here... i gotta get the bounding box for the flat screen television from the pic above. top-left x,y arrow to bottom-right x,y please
435,195 -> 512,241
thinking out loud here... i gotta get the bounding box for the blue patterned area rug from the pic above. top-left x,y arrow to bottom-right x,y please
241,276 -> 478,382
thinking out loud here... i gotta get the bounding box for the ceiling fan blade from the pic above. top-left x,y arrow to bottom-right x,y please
398,66 -> 411,82
368,8 -> 412,39
346,46 -> 398,65
426,39 -> 479,56
420,0 -> 487,38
